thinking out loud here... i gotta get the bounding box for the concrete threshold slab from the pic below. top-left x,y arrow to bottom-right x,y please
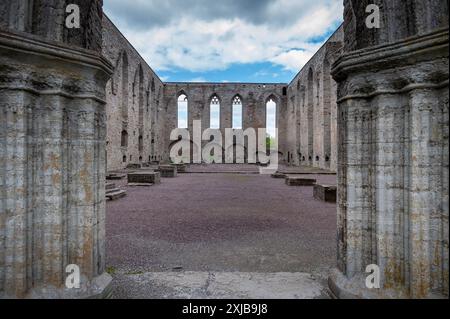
111,271 -> 331,299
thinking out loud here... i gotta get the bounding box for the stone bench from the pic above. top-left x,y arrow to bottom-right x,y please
285,176 -> 317,186
313,184 -> 337,203
158,165 -> 178,177
127,171 -> 161,185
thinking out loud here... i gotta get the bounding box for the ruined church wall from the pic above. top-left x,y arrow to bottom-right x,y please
286,26 -> 344,171
163,83 -> 288,163
102,16 -> 166,171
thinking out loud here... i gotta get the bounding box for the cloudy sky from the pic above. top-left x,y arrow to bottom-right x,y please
104,0 -> 343,83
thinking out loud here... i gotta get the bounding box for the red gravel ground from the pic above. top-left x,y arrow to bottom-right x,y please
106,170 -> 337,276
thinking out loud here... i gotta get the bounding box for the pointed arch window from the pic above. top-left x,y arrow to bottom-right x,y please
210,95 -> 220,129
232,96 -> 242,129
266,98 -> 277,139
177,94 -> 188,128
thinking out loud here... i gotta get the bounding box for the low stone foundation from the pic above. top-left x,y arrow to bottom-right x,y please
107,173 -> 126,180
127,163 -> 142,169
285,177 -> 317,186
128,171 -> 161,185
172,164 -> 187,173
159,165 -> 178,178
313,184 -> 337,203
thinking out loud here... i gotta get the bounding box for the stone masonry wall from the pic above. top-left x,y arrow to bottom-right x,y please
330,0 -> 449,298
102,16 -> 166,171
163,82 -> 288,163
0,0 -> 113,298
286,26 -> 344,171
102,19 -> 342,171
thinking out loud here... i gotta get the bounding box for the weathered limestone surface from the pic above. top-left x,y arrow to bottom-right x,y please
102,16 -> 166,171
330,0 -> 449,299
2,0 -> 448,300
286,26 -> 344,171
0,0 -> 113,298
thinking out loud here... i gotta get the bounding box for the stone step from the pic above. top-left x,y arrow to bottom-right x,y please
106,188 -> 121,194
106,183 -> 116,190
128,183 -> 154,187
313,184 -> 337,203
106,190 -> 127,201
285,177 -> 317,186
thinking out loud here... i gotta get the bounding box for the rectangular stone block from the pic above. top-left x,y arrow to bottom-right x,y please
106,189 -> 127,201
271,172 -> 286,179
172,163 -> 187,173
106,173 -> 126,180
285,177 -> 316,186
126,163 -> 142,169
127,171 -> 161,184
313,184 -> 337,203
158,165 -> 178,178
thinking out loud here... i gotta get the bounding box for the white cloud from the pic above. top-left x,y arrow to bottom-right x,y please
105,1 -> 342,73
190,77 -> 207,82
270,49 -> 319,72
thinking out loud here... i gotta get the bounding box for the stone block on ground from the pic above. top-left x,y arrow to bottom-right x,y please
106,173 -> 126,180
172,163 -> 187,173
106,189 -> 127,201
271,172 -> 286,179
127,171 -> 161,185
313,184 -> 337,203
158,165 -> 178,178
285,176 -> 316,186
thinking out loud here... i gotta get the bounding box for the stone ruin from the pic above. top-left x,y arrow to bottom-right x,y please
0,0 -> 448,298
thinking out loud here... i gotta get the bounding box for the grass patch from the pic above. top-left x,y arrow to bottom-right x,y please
106,266 -> 116,275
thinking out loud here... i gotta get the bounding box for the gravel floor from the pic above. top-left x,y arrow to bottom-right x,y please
106,171 -> 337,277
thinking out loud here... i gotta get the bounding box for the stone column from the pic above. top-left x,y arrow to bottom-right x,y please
329,0 -> 448,298
0,0 -> 113,298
